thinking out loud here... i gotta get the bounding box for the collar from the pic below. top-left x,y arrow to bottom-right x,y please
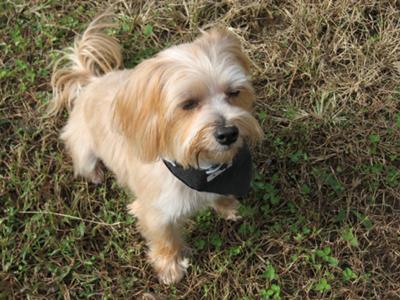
163,144 -> 253,197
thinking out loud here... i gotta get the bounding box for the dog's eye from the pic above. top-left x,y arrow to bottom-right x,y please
182,99 -> 199,110
226,90 -> 240,98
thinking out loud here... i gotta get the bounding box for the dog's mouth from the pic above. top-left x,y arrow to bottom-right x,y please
181,122 -> 255,169
194,137 -> 243,169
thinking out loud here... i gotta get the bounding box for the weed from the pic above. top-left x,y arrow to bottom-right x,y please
341,227 -> 359,247
314,278 -> 331,293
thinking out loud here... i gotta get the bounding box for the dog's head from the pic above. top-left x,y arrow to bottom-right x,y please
114,28 -> 263,168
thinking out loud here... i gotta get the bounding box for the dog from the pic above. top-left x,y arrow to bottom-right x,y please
50,13 -> 263,284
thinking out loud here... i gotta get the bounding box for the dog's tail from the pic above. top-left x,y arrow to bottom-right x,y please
49,12 -> 122,115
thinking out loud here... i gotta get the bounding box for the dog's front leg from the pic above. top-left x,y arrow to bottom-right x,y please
128,201 -> 188,284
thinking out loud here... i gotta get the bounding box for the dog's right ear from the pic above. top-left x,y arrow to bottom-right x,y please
113,59 -> 167,162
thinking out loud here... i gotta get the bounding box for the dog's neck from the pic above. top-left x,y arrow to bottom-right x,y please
162,144 -> 252,197
163,158 -> 228,172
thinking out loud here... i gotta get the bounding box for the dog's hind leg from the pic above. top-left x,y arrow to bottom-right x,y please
60,113 -> 103,184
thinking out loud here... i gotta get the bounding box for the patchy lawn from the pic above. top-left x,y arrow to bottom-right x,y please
1,1 -> 399,299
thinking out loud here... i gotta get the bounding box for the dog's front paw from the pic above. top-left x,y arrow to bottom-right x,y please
213,197 -> 242,221
153,256 -> 189,284
223,209 -> 242,221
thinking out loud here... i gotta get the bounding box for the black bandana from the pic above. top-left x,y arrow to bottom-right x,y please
163,144 -> 252,197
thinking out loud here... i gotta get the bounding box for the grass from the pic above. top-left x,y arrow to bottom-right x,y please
1,0 -> 400,299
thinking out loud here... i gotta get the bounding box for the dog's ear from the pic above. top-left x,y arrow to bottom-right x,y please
113,59 -> 167,162
196,27 -> 251,74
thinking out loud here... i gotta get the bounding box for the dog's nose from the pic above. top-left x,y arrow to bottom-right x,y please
214,126 -> 239,145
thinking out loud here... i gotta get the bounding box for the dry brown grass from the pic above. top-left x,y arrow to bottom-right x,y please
1,0 -> 400,299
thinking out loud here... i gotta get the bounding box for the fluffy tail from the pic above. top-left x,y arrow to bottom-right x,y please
49,12 -> 122,115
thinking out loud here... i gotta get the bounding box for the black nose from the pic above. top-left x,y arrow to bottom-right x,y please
214,126 -> 239,145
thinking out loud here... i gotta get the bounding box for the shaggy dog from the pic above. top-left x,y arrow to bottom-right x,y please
51,13 -> 262,284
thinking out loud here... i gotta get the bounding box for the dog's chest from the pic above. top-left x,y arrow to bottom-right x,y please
154,175 -> 220,222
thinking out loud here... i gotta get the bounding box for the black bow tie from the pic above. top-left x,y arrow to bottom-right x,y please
163,144 -> 253,197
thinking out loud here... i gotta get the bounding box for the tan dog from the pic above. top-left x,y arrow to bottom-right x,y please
51,13 -> 262,284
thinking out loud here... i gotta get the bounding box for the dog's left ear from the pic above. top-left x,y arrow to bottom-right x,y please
113,59 -> 167,162
196,27 -> 251,74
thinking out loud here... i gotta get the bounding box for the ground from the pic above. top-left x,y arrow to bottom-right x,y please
1,1 -> 400,299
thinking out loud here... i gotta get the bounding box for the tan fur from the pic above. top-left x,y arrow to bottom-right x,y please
212,197 -> 242,221
51,14 -> 262,284
196,27 -> 252,73
129,201 -> 187,283
113,59 -> 169,162
50,12 -> 122,115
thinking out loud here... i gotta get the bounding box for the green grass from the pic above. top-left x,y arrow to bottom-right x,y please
1,1 -> 400,299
